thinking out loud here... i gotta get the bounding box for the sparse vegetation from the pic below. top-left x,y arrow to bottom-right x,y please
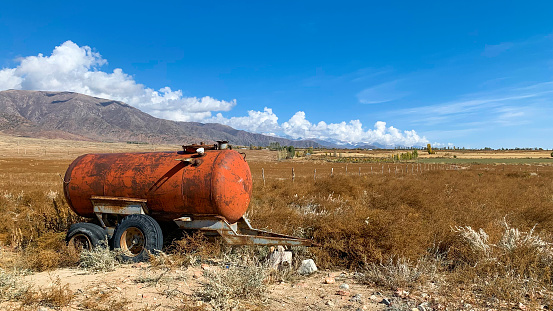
0,269 -> 31,301
1,140 -> 553,309
198,256 -> 267,310
78,243 -> 119,273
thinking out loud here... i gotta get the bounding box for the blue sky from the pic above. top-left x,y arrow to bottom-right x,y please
1,1 -> 552,148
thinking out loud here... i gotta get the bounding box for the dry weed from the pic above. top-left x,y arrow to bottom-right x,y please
197,255 -> 266,310
20,276 -> 74,309
0,269 -> 31,301
446,221 -> 553,306
360,256 -> 438,290
78,243 -> 119,273
164,232 -> 224,267
78,286 -> 131,311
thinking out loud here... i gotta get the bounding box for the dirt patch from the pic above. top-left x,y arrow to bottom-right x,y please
0,262 -> 389,311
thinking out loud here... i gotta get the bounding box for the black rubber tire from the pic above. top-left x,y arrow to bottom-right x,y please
112,214 -> 163,262
66,222 -> 108,250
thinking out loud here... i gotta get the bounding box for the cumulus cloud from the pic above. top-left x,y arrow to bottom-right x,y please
0,41 -> 429,147
210,109 -> 428,147
208,107 -> 281,135
0,41 -> 235,122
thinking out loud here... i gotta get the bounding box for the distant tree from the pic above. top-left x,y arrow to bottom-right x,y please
427,143 -> 435,154
269,142 -> 282,151
287,146 -> 295,159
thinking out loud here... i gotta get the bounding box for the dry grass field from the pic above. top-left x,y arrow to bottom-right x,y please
1,134 -> 553,310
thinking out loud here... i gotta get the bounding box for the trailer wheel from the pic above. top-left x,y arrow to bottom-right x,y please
66,222 -> 108,252
112,214 -> 163,262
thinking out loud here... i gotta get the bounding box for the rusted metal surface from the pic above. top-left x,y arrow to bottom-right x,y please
64,149 -> 252,223
91,196 -> 148,215
173,216 -> 318,247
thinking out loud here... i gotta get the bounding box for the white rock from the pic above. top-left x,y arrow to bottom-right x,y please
297,259 -> 318,275
267,245 -> 293,269
339,283 -> 350,290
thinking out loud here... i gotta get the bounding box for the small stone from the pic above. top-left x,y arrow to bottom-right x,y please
326,300 -> 335,306
336,290 -> 350,296
394,288 -> 409,298
380,298 -> 391,306
353,272 -> 365,278
339,283 -> 350,290
297,259 -> 317,275
193,271 -> 202,279
519,302 -> 527,310
324,277 -> 335,284
350,294 -> 362,302
369,295 -> 380,301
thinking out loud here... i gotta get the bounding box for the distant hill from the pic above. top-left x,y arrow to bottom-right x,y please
0,90 -> 322,147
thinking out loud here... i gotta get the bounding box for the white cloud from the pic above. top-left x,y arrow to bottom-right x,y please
208,107 -> 281,135
0,41 -> 235,122
0,41 -> 429,147
211,109 -> 428,147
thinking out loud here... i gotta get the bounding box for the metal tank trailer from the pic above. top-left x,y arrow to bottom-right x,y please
63,141 -> 315,262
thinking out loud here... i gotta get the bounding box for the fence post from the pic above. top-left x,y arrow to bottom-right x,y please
331,167 -> 334,177
345,165 -> 348,174
314,169 -> 317,181
358,167 -> 361,176
262,168 -> 265,187
292,168 -> 295,182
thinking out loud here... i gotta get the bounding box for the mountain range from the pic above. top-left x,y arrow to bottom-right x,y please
0,90 -> 325,148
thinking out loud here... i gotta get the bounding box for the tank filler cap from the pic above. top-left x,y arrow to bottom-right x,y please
217,141 -> 229,150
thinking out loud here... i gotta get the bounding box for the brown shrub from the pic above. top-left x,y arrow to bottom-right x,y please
249,168 -> 553,270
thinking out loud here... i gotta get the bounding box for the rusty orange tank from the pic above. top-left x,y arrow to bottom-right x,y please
63,148 -> 252,223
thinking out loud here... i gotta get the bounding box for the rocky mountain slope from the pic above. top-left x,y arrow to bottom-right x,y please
0,90 -> 321,147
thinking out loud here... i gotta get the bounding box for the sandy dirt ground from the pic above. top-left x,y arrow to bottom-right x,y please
0,261 -> 395,311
